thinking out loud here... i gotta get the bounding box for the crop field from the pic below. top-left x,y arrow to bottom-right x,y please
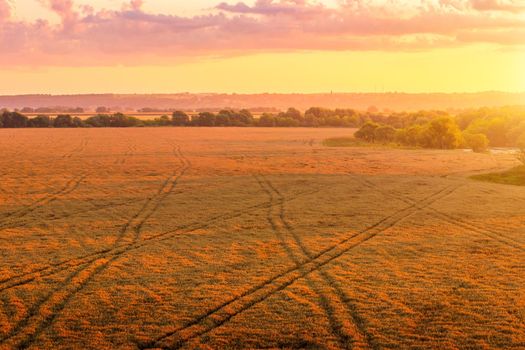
0,127 -> 524,349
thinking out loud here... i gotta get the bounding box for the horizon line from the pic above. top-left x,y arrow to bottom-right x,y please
1,90 -> 525,97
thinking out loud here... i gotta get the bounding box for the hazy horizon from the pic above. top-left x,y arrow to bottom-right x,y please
2,90 -> 525,96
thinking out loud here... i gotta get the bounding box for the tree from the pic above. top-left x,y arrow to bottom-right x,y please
29,115 -> 52,128
258,113 -> 275,127
192,112 -> 215,126
154,115 -> 172,126
0,111 -> 29,128
72,117 -> 85,128
85,114 -> 111,127
283,107 -> 303,121
172,111 -> 189,126
423,117 -> 463,149
396,125 -> 424,146
234,109 -> 254,126
53,114 -> 74,128
375,125 -> 396,143
110,113 -> 140,127
96,106 -> 110,113
464,132 -> 489,153
275,117 -> 299,127
239,109 -> 254,120
355,122 -> 380,142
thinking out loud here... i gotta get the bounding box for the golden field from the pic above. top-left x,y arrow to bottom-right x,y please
0,127 -> 524,350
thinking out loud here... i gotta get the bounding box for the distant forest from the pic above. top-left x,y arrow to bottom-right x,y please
1,92 -> 524,111
1,106 -> 525,151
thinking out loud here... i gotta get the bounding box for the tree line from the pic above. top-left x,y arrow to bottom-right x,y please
2,106 -> 525,151
0,108 -> 368,129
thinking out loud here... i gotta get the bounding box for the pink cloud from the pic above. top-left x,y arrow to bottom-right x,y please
470,0 -> 525,13
40,0 -> 78,30
0,0 -> 10,21
0,0 -> 523,67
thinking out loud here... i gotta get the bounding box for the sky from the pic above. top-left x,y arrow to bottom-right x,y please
0,0 -> 524,94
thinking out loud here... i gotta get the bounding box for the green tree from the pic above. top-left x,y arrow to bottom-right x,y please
423,117 -> 463,149
375,125 -> 396,143
258,113 -> 276,127
0,111 -> 28,128
172,111 -> 190,126
355,122 -> 380,142
28,115 -> 52,128
464,132 -> 489,153
53,114 -> 74,128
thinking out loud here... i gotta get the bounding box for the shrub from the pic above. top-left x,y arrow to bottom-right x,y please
355,122 -> 380,142
375,125 -> 396,143
464,132 -> 489,153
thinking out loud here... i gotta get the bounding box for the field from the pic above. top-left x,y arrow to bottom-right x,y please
0,127 -> 524,350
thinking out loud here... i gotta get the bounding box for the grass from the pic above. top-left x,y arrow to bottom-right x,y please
471,165 -> 525,186
323,136 -> 365,147
323,136 -> 408,149
1,128 -> 525,349
322,136 -> 398,148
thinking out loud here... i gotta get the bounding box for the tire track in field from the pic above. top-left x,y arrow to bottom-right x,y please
426,208 -> 525,252
254,174 -> 376,350
140,184 -> 460,350
0,185 -> 324,294
0,137 -> 92,228
113,144 -> 190,246
0,180 -> 324,337
0,136 -> 138,232
356,177 -> 525,253
0,144 -> 191,349
62,137 -> 89,159
0,198 -> 145,231
114,142 -> 137,166
0,174 -> 88,230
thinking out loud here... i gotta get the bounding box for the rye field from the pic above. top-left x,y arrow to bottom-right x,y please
0,127 -> 524,349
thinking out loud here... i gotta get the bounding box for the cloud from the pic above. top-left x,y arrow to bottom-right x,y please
470,0 -> 525,13
0,0 -> 523,66
37,0 -> 79,31
215,0 -> 324,17
0,0 -> 10,21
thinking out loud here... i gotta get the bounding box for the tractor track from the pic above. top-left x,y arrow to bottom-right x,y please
0,137 -> 93,229
140,183 -> 460,349
0,143 -> 192,349
0,197 -> 144,231
254,174 -> 377,350
0,184 -> 324,294
355,177 -> 525,253
0,174 -> 89,230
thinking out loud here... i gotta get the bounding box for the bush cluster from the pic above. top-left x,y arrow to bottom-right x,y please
352,106 -> 525,152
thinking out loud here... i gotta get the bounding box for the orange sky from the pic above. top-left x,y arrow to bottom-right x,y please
1,0 -> 524,94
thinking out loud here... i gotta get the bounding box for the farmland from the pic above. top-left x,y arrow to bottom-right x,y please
0,127 -> 524,349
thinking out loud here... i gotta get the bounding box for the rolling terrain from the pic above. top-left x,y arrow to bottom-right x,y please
2,92 -> 525,112
0,128 -> 524,349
